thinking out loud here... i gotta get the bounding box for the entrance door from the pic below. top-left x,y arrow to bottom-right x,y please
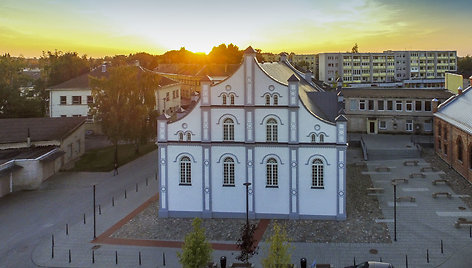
367,119 -> 378,134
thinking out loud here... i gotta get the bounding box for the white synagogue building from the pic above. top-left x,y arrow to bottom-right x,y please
157,47 -> 348,220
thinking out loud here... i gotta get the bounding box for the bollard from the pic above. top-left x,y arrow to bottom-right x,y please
136,183 -> 138,192
99,205 -> 101,215
115,251 -> 118,264
51,234 -> 54,259
441,239 -> 444,254
92,250 -> 95,264
405,254 -> 408,268
125,189 -> 127,199
470,226 -> 471,238
427,249 -> 429,263
353,257 -> 356,266
93,184 -> 96,239
139,251 -> 142,265
379,257 -> 382,262
69,249 -> 71,263
112,196 -> 115,207
220,256 -> 227,268
66,224 -> 69,235
163,252 -> 166,266
83,213 -> 86,224
300,257 -> 307,268
146,178 -> 148,186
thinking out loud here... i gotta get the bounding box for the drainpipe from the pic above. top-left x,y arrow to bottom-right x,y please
9,171 -> 13,193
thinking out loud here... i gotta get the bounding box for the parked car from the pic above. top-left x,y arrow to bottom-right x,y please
345,261 -> 394,268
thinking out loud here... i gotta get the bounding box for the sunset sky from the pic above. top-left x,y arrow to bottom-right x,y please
1,0 -> 471,58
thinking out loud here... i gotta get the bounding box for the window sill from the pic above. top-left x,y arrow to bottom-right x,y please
179,183 -> 192,186
311,186 -> 325,189
266,185 -> 278,188
222,184 -> 235,187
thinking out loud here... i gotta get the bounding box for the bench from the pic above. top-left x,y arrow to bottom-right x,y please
396,196 -> 416,202
409,173 -> 426,178
230,263 -> 255,267
454,218 -> 472,228
432,179 -> 450,186
421,167 -> 438,172
367,187 -> 384,193
375,167 -> 391,172
432,192 -> 452,198
404,160 -> 419,166
392,178 -> 409,184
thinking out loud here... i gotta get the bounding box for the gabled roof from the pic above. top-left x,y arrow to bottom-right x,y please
244,46 -> 256,54
435,86 -> 472,134
0,117 -> 86,144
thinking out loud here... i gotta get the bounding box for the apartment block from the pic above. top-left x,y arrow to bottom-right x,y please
319,51 -> 457,88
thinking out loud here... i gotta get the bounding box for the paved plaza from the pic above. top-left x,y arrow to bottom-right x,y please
2,135 -> 471,267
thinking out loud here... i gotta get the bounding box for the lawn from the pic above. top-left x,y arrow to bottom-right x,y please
70,143 -> 157,172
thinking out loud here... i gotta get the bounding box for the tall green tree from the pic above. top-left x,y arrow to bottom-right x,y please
178,218 -> 213,268
262,223 -> 293,268
351,43 -> 359,53
0,54 -> 42,118
458,55 -> 472,79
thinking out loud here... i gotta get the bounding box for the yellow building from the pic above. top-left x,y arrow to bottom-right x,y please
445,72 -> 463,94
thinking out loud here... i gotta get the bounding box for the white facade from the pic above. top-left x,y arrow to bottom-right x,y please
157,48 -> 348,220
49,89 -> 92,118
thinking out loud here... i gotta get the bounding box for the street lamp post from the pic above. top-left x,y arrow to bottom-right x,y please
393,182 -> 397,241
243,182 -> 251,226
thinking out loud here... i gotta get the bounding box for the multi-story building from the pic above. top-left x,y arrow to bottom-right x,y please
47,64 -> 181,131
319,51 -> 457,88
342,87 -> 452,134
156,47 -> 348,220
290,54 -> 318,75
434,78 -> 472,183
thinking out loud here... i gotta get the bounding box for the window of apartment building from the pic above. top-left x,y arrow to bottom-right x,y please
406,120 -> 413,132
166,92 -> 170,101
387,100 -> 393,111
60,115 -> 67,117
378,100 -> 385,111
379,120 -> 387,130
359,100 -> 366,110
87,96 -> 93,104
72,114 -> 81,117
415,100 -> 422,111
406,101 -> 413,112
72,96 -> 81,105
349,100 -> 357,110
444,144 -> 448,156
457,137 -> 464,162
368,100 -> 374,111
60,96 -> 67,105
424,120 -> 432,132
424,101 -> 432,111
395,100 -> 403,111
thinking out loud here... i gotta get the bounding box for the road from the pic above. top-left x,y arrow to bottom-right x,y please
0,150 -> 157,268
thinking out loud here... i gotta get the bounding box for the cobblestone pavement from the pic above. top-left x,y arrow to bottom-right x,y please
422,147 -> 472,209
112,148 -> 390,243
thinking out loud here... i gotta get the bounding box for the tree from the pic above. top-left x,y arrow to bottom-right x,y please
351,43 -> 359,53
458,55 -> 472,79
178,218 -> 213,268
89,65 -> 157,164
262,223 -> 293,268
236,222 -> 258,263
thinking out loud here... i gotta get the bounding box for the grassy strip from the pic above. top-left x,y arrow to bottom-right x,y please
70,143 -> 156,172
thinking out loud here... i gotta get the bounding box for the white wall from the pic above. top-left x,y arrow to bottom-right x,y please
49,89 -> 91,117
298,106 -> 337,143
167,102 -> 202,142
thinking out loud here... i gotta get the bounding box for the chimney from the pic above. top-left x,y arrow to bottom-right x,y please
101,64 -> 107,73
458,86 -> 463,95
27,127 -> 31,147
279,53 -> 288,62
432,98 -> 439,113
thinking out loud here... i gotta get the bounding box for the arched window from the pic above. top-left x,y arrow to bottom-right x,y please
223,157 -> 235,186
222,94 -> 227,105
223,118 -> 234,141
311,134 -> 316,143
457,137 -> 463,162
187,132 -> 192,141
312,159 -> 324,188
266,158 -> 278,187
265,95 -> 270,105
319,134 -> 324,143
179,132 -> 184,141
230,94 -> 235,105
180,156 -> 191,185
266,118 -> 278,142
273,95 -> 278,105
